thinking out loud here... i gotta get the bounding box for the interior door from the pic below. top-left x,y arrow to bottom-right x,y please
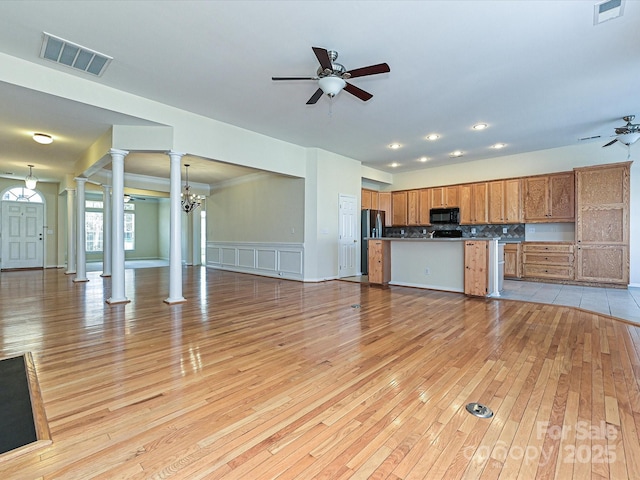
1,201 -> 44,269
338,194 -> 358,278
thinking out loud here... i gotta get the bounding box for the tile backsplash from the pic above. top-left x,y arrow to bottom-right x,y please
384,223 -> 525,241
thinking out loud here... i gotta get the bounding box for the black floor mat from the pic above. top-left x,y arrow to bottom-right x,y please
0,355 -> 37,454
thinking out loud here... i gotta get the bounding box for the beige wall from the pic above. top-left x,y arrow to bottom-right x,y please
207,173 -> 304,243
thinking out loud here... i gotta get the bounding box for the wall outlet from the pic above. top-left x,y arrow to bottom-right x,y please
422,229 -> 427,235
425,267 -> 430,275
471,227 -> 476,235
502,227 -> 508,234
401,229 -> 405,236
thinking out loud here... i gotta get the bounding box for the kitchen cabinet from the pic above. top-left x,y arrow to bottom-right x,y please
378,192 -> 392,227
464,240 -> 489,296
418,189 -> 431,225
522,242 -> 574,281
503,243 -> 521,278
361,189 -> 379,210
407,190 -> 420,226
574,162 -> 630,285
431,185 -> 460,208
489,178 -> 522,223
361,189 -> 371,210
523,172 -> 574,222
368,239 -> 390,285
460,182 -> 488,224
391,191 -> 408,226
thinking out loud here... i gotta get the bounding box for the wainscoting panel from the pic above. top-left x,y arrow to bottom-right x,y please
207,242 -> 304,281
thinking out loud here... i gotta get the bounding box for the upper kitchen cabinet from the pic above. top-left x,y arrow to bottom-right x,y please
460,182 -> 488,225
523,172 -> 574,222
378,192 -> 392,227
418,189 -> 431,225
391,191 -> 408,226
488,178 -> 522,223
431,185 -> 460,208
574,162 -> 631,285
407,190 -> 420,226
361,189 -> 379,210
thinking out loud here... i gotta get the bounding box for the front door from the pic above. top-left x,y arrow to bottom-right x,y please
1,201 -> 44,269
338,194 -> 358,278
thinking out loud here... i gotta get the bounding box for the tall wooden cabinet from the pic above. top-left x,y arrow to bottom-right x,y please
391,191 -> 408,226
418,189 -> 431,225
524,172 -> 574,222
574,162 -> 631,285
368,239 -> 391,285
378,192 -> 392,227
407,190 -> 420,226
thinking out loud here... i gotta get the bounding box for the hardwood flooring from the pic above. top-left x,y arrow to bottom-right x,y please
1,267 -> 640,479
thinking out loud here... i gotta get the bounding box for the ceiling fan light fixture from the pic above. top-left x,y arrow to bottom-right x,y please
616,131 -> 640,146
33,133 -> 53,144
318,76 -> 346,97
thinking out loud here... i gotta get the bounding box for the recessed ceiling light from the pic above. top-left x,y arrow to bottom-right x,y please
390,162 -> 400,168
419,157 -> 428,162
491,143 -> 507,149
472,123 -> 488,130
450,150 -> 463,157
389,143 -> 401,149
425,134 -> 440,141
33,133 -> 53,144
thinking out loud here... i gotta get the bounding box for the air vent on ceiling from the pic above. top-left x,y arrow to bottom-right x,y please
594,0 -> 625,25
40,32 -> 112,76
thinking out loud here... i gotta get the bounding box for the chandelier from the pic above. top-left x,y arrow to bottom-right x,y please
181,164 -> 201,213
25,164 -> 38,189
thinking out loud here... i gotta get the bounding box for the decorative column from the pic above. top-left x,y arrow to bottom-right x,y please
65,188 -> 76,275
106,149 -> 130,305
101,185 -> 112,277
164,151 -> 186,304
73,177 -> 89,282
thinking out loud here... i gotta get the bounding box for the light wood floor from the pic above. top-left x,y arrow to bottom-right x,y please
1,267 -> 640,479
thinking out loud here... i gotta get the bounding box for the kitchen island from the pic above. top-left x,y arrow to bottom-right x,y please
367,237 -> 500,296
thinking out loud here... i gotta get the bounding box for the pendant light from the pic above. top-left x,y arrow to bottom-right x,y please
181,164 -> 201,213
25,164 -> 38,189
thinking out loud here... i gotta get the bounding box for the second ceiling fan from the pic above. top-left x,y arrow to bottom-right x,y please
272,47 -> 390,105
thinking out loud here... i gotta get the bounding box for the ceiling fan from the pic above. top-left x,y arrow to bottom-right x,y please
272,47 -> 390,104
602,115 -> 640,147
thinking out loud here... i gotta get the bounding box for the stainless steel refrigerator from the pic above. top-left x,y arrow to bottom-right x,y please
361,209 -> 385,275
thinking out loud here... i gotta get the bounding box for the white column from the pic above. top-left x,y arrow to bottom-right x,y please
101,185 -> 112,277
107,149 -> 130,305
165,151 -> 186,304
65,188 -> 76,275
73,177 -> 89,282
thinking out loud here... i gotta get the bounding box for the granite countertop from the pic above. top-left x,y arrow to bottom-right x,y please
366,237 -> 500,242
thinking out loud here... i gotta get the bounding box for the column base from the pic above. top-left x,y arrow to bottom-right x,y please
100,273 -> 112,277
65,271 -> 76,275
164,297 -> 187,305
73,278 -> 89,283
106,297 -> 130,305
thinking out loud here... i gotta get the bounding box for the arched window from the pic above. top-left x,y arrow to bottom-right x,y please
1,186 -> 43,203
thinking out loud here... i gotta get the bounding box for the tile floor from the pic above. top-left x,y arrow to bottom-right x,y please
500,279 -> 640,325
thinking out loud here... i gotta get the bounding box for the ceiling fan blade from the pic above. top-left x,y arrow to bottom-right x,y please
344,82 -> 373,101
306,88 -> 324,105
602,138 -> 618,147
272,76 -> 318,81
345,63 -> 390,78
312,47 -> 332,71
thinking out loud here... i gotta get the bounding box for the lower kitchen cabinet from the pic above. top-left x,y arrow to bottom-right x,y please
464,240 -> 489,296
522,242 -> 574,281
503,243 -> 521,278
368,239 -> 391,285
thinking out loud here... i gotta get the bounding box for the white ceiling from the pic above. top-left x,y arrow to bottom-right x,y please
0,0 -> 639,189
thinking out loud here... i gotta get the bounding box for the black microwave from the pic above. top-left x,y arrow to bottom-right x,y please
430,207 -> 460,224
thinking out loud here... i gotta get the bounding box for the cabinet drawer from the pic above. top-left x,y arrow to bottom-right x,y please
522,243 -> 574,254
522,253 -> 573,266
523,264 -> 574,279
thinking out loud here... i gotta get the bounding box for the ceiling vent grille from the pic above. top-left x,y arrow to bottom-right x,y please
594,0 -> 625,25
40,32 -> 112,77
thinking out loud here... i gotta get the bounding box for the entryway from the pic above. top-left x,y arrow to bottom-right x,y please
1,201 -> 44,269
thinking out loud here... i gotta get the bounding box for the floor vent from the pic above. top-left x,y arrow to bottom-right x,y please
594,0 -> 625,25
40,32 -> 112,77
